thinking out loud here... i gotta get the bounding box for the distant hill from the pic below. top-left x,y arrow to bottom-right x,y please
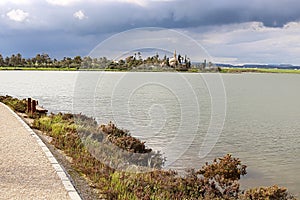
215,63 -> 300,70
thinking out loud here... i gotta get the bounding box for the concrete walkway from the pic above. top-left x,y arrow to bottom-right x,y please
0,103 -> 81,200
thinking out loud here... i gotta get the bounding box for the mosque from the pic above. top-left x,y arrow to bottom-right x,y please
168,50 -> 191,69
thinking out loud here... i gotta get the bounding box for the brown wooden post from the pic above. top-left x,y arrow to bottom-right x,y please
27,98 -> 31,113
32,100 -> 36,114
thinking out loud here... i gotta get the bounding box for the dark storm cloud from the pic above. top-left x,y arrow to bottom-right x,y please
73,0 -> 300,33
17,0 -> 299,35
1,0 -> 300,62
2,0 -> 300,34
169,0 -> 300,28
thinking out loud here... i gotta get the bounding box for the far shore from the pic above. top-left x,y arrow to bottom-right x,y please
1,66 -> 300,74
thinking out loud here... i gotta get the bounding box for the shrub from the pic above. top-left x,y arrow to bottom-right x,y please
31,111 -> 296,200
198,154 -> 247,198
107,154 -> 248,200
241,185 -> 296,200
51,123 -> 65,137
0,95 -> 27,112
99,122 -> 152,153
33,116 -> 52,132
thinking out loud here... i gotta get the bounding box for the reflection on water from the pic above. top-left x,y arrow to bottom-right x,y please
0,71 -> 299,196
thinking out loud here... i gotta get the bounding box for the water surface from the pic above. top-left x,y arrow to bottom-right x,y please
0,71 -> 299,196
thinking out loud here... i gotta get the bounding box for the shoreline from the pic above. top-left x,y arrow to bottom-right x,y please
1,66 -> 300,74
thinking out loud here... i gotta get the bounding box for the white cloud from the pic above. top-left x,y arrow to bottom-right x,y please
54,0 -> 149,7
6,9 -> 29,22
46,0 -> 81,6
190,22 -> 300,65
0,0 -> 32,5
113,0 -> 177,7
116,0 -> 148,7
73,10 -> 87,20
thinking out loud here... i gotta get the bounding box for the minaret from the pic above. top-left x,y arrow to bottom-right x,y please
169,50 -> 178,67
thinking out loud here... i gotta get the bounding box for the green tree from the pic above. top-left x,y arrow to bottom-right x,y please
41,53 -> 51,66
26,58 -> 33,67
118,59 -> 125,65
35,54 -> 42,66
73,56 -> 82,68
0,54 -> 4,66
82,56 -> 92,68
16,53 -> 23,66
73,56 -> 82,64
138,52 -> 142,60
62,57 -> 72,68
4,56 -> 9,66
9,54 -> 16,66
177,54 -> 182,64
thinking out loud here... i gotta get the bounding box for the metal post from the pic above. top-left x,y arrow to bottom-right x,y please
32,100 -> 36,114
27,98 -> 31,113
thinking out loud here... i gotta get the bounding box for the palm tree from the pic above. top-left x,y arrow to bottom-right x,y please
16,53 -> 22,66
5,56 -> 9,66
9,54 -> 16,66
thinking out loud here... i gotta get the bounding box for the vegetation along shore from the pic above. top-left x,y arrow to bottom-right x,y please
1,52 -> 300,74
0,95 -> 297,199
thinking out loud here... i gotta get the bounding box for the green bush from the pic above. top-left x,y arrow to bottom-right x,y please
33,116 -> 52,132
51,123 -> 65,136
0,95 -> 27,112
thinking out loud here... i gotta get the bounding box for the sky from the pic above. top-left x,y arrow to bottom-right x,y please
1,0 -> 300,65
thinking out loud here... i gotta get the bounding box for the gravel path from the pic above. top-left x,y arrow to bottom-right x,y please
0,103 -> 80,200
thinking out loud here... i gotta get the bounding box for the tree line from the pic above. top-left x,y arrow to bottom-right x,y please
0,53 -> 83,68
0,52 -> 216,71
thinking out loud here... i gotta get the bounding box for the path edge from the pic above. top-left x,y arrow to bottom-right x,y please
0,103 -> 82,200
